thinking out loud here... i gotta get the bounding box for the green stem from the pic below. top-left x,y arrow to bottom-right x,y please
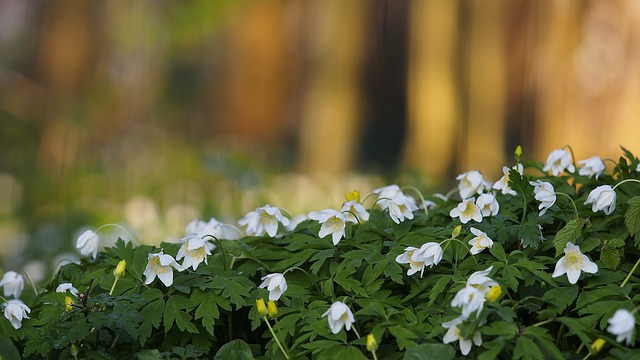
21,271 -> 39,296
401,185 -> 429,218
531,318 -> 554,327
562,144 -> 576,169
263,316 -> 290,359
444,187 -> 459,200
341,210 -> 362,226
620,257 -> 640,288
109,277 -> 119,296
274,316 -> 291,357
555,192 -> 579,218
440,238 -> 477,264
352,327 -> 361,339
95,223 -> 139,246
283,267 -> 322,294
372,350 -> 379,360
612,178 -> 640,191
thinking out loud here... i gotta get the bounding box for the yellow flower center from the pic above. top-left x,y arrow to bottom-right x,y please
188,246 -> 205,260
341,311 -> 350,321
149,256 -> 169,274
565,250 -> 584,270
346,190 -> 361,202
461,203 -> 477,217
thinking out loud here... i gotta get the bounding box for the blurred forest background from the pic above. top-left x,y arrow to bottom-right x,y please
1,0 -> 640,280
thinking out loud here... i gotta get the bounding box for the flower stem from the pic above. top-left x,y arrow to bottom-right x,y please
401,185 -> 429,218
21,271 -> 39,296
109,277 -> 119,296
620,257 -> 640,288
612,178 -> 640,191
372,350 -> 379,360
263,316 -> 290,359
555,192 -> 579,218
95,223 -> 140,246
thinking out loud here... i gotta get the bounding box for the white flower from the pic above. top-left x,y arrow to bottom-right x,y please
456,171 -> 491,199
543,149 -> 575,176
373,184 -> 402,210
449,198 -> 483,224
492,164 -> 523,196
285,214 -> 308,231
442,316 -> 482,356
468,227 -> 493,255
475,193 -> 499,217
578,156 -> 605,179
76,230 -> 100,259
552,242 -> 598,284
259,273 -> 288,301
529,180 -> 556,216
387,193 -> 418,224
3,299 -> 30,329
176,236 -> 212,271
186,217 -> 240,241
396,243 -> 443,277
340,200 -> 370,223
607,309 -> 636,345
55,283 -> 79,297
467,266 -> 498,292
143,251 -> 183,287
238,205 -> 290,238
637,163 -> 640,172
584,185 -> 616,215
451,286 -> 486,318
308,209 -> 346,245
322,301 -> 355,334
0,271 -> 24,299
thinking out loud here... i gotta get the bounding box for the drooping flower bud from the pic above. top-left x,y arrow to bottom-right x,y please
65,296 -> 74,311
590,338 -> 605,354
256,298 -> 268,317
486,285 -> 502,302
267,300 -> 278,318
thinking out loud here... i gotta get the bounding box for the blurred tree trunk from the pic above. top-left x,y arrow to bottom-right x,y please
297,0 -> 369,176
404,0 -> 460,185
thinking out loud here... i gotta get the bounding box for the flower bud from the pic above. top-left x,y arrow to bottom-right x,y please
486,285 -> 502,302
65,296 -> 74,311
590,338 -> 605,354
267,300 -> 278,318
514,145 -> 523,161
451,225 -> 462,238
70,344 -> 79,357
113,260 -> 127,278
366,333 -> 378,352
256,298 -> 267,317
346,190 -> 361,203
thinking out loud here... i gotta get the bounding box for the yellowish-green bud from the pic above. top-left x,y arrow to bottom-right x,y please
346,190 -> 361,203
113,260 -> 127,278
256,298 -> 268,317
514,145 -> 523,161
451,225 -> 462,238
591,338 -> 606,354
70,344 -> 79,357
65,296 -> 74,311
366,333 -> 378,352
267,300 -> 278,318
486,285 -> 502,302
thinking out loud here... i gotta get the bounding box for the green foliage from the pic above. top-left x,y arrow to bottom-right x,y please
4,147 -> 640,358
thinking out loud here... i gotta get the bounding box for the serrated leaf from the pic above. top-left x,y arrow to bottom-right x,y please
428,275 -> 452,306
514,336 -> 544,360
213,339 -> 255,360
403,343 -> 456,360
489,242 -> 507,262
542,287 -> 578,314
553,219 -> 584,257
625,197 -> 640,235
518,223 -> 544,249
194,292 -> 220,336
600,244 -> 622,270
164,296 -> 178,333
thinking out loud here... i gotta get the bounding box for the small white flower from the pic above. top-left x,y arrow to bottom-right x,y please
76,230 -> 100,259
3,299 -> 30,329
373,184 -> 402,210
308,209 -> 347,245
238,205 -> 290,238
529,180 -> 556,216
55,283 -> 79,297
451,285 -> 486,318
0,271 -> 24,299
395,242 -> 443,277
456,171 -> 491,199
492,164 -> 523,196
552,242 -> 598,284
259,273 -> 288,301
475,193 -> 499,217
607,309 -> 636,345
176,236 -> 212,271
584,185 -> 616,215
285,214 -> 308,231
543,149 -> 575,176
186,217 -> 241,241
442,316 -> 482,356
468,227 -> 493,255
578,156 -> 605,179
4,299 -> 31,330
322,301 -> 355,334
387,193 -> 418,224
395,246 -> 422,276
340,200 -> 370,223
449,198 -> 483,224
466,266 -> 498,292
143,251 -> 183,287
637,163 -> 640,172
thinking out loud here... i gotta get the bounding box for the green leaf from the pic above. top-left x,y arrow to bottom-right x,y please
489,242 -> 507,262
625,196 -> 640,235
600,243 -> 622,270
557,317 -> 593,346
553,219 -> 584,257
214,339 -> 255,360
317,345 -> 368,360
480,321 -> 517,337
309,248 -> 335,274
194,291 -> 220,336
139,297 -> 165,345
428,275 -> 452,306
164,296 -> 179,333
542,287 -> 578,314
403,343 -> 455,360
478,342 -> 504,360
518,223 -> 544,249
514,336 -> 544,360
389,325 -> 418,350
0,335 -> 21,360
